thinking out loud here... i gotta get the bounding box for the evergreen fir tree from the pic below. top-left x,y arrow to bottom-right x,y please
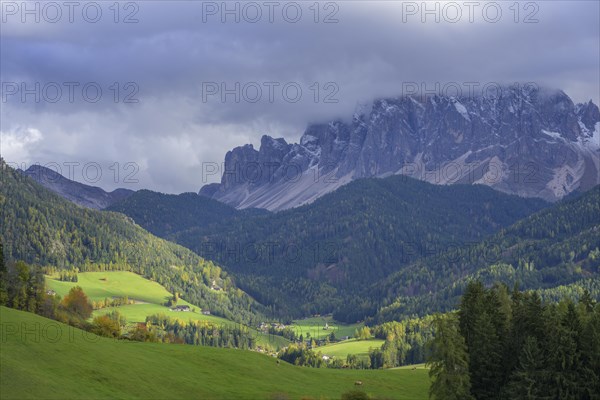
0,240 -> 8,305
428,313 -> 473,400
506,336 -> 549,400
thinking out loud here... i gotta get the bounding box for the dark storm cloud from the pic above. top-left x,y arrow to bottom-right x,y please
1,0 -> 598,193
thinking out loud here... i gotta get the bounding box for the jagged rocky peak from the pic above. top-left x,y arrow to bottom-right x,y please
260,135 -> 290,153
577,100 -> 600,132
221,143 -> 258,190
200,86 -> 600,210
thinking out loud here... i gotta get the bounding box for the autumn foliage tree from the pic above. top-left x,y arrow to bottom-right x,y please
92,311 -> 124,338
61,286 -> 93,320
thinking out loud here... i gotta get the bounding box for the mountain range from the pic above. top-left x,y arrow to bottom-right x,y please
200,86 -> 599,210
3,86 -> 599,322
20,164 -> 134,210
110,175 -> 549,318
107,174 -> 598,322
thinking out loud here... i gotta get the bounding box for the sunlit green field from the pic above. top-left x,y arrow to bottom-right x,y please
394,363 -> 428,370
318,339 -> 385,360
46,271 -> 230,323
1,307 -> 430,400
93,302 -> 230,324
45,271 -> 290,349
46,271 -> 173,304
291,316 -> 362,340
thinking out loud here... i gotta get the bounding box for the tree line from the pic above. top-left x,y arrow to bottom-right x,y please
139,314 -> 257,349
428,281 -> 600,400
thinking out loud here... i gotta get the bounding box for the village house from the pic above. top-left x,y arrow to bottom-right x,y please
259,322 -> 287,331
202,310 -> 211,315
171,305 -> 190,312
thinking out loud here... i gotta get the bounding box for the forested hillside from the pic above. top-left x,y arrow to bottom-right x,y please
109,175 -> 547,319
428,282 -> 600,400
373,186 -> 600,322
0,161 -> 265,324
108,190 -> 244,237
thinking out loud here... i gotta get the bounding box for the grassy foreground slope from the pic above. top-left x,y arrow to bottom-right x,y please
0,307 -> 429,400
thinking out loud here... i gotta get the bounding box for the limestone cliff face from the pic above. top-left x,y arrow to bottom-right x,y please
200,87 -> 600,210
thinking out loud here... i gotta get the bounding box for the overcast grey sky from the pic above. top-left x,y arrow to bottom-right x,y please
1,0 -> 599,193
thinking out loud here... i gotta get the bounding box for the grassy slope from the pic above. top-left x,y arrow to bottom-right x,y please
46,272 -> 231,324
394,364 -> 428,370
291,316 -> 362,340
0,307 -> 430,400
47,271 -> 174,304
319,339 -> 385,360
92,303 -> 226,324
46,271 -> 289,349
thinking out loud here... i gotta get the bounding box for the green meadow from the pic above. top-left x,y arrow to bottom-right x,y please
291,316 -> 362,340
318,339 -> 385,360
46,271 -> 173,304
0,307 -> 430,400
93,302 -> 230,325
46,271 -> 232,324
45,271 -> 289,349
394,364 -> 428,370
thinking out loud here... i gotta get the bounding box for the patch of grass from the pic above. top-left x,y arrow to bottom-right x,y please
318,339 -> 385,360
291,316 -> 362,340
393,363 -> 428,370
47,272 -> 233,325
1,307 -> 430,400
93,303 -> 229,324
46,271 -> 173,304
